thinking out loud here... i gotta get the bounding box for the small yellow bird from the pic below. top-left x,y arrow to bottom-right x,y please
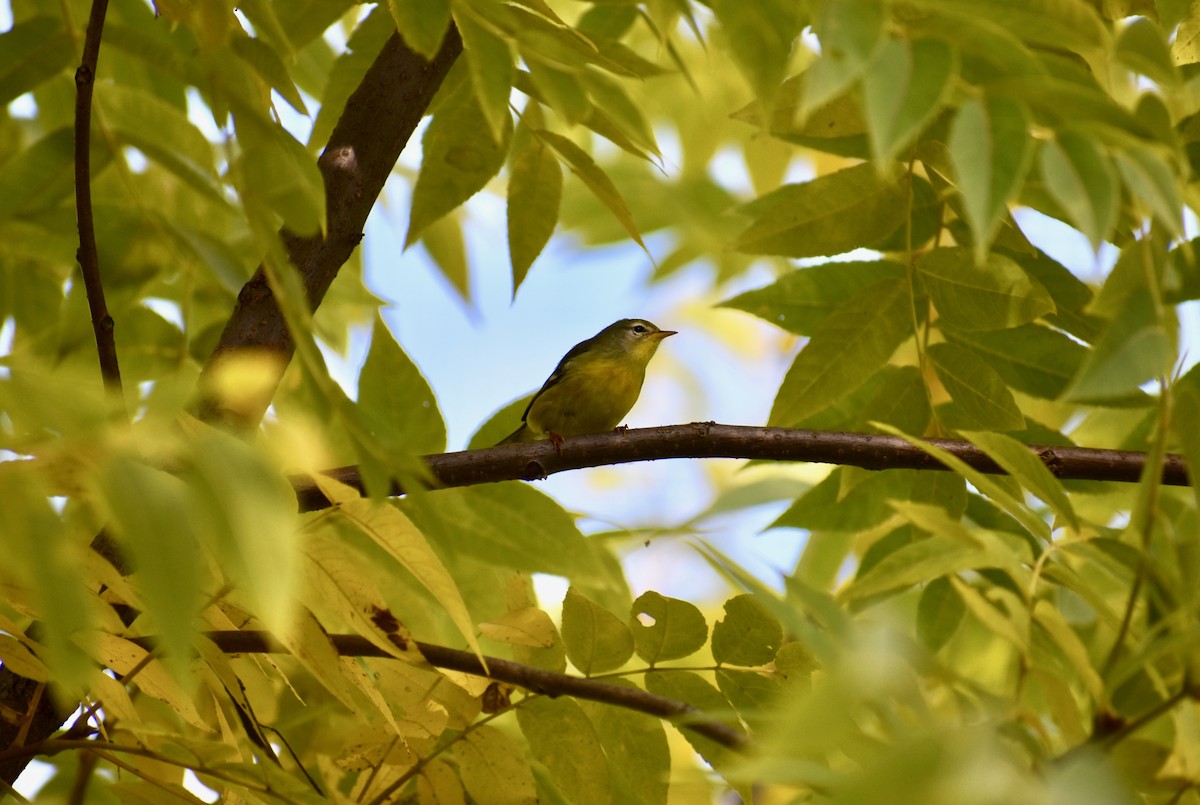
499,318 -> 676,446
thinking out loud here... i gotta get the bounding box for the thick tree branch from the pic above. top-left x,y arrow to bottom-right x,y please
131,631 -> 750,753
74,0 -> 125,413
191,27 -> 463,433
292,422 -> 1190,510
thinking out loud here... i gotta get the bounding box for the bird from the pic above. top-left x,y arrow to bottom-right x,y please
498,318 -> 676,447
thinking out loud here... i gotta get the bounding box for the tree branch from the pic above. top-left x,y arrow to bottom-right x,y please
133,631 -> 751,753
191,27 -> 463,434
74,0 -> 125,413
292,422 -> 1189,511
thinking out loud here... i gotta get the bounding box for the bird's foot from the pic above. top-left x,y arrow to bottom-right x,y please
548,431 -> 565,453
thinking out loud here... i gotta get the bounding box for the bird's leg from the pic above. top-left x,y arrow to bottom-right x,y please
548,431 -> 565,453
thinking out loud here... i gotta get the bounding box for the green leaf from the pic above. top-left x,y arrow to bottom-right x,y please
944,324 -> 1085,400
643,671 -> 739,770
330,489 -> 482,661
534,129 -> 647,254
1038,131 -> 1118,250
388,0 -> 451,59
419,211 -> 470,302
235,123 -> 326,237
874,424 -> 1051,543
232,35 -> 308,114
187,430 -> 300,632
525,63 -> 590,125
1064,288 -> 1172,403
562,587 -> 634,675
1113,145 -> 1184,237
516,697 -> 612,805
800,0 -> 885,115
918,247 -> 1055,331
719,260 -> 905,336
1115,17 -> 1177,86
862,37 -> 956,167
0,16 -> 73,107
579,69 -> 659,157
307,8 -> 395,149
457,725 -> 538,805
579,688 -> 670,805
98,457 -> 201,685
507,130 -> 562,293
846,515 -> 1019,602
917,576 -> 965,652
358,317 -> 447,456
407,80 -> 513,246
948,95 -> 1033,261
1172,365 -> 1200,512
732,74 -> 868,157
0,470 -> 94,695
711,594 -> 783,666
773,469 -> 918,534
961,430 -> 1079,531
455,3 -> 516,143
95,84 -> 221,200
401,482 -> 598,579
709,0 -> 804,102
927,341 -> 1025,431
733,163 -> 907,258
906,0 -> 1109,58
629,591 -> 708,664
301,529 -> 411,659
769,277 -> 912,427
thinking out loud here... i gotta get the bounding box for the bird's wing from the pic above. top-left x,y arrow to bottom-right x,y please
519,335 -> 596,422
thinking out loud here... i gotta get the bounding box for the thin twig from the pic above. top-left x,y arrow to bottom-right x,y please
292,423 -> 1190,511
73,0 -> 125,414
130,630 -> 751,753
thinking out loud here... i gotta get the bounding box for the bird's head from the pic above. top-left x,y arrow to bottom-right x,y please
594,318 -> 676,364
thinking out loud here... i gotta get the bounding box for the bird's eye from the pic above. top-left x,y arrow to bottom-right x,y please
632,324 -> 647,334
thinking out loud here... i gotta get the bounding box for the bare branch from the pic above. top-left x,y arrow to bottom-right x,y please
74,0 -> 125,414
293,422 -> 1189,511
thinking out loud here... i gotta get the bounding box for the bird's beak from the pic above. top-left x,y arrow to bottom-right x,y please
654,330 -> 677,339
